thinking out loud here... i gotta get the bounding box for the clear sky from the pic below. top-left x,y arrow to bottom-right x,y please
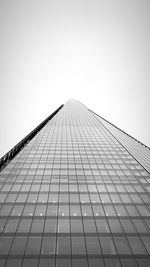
0,0 -> 150,158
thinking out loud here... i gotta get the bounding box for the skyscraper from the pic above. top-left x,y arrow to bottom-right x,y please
0,100 -> 150,267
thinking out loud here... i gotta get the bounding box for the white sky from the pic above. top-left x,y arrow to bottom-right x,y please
0,0 -> 150,158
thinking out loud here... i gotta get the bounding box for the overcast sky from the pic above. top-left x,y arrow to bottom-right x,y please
0,0 -> 150,158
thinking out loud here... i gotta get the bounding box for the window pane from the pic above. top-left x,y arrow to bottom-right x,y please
4,259 -> 22,267
104,205 -> 116,216
105,258 -> 121,267
114,236 -> 131,254
57,236 -> 71,254
128,236 -> 146,254
100,236 -> 116,254
9,237 -> 27,255
17,219 -> 32,233
22,259 -> 39,267
142,236 -> 150,253
88,259 -> 105,267
71,219 -> 83,233
23,205 -> 35,216
96,219 -> 110,233
0,205 -> 12,216
120,219 -> 135,233
47,205 -> 57,216
72,237 -> 86,255
30,219 -> 44,233
121,258 -> 137,267
25,237 -> 42,255
58,219 -> 70,233
39,259 -> 54,267
56,258 -> 71,267
44,219 -> 57,233
86,236 -> 101,254
108,219 -> 123,233
70,205 -> 81,216
41,236 -> 56,255
0,237 -> 13,255
83,219 -> 96,233
4,219 -> 19,233
133,219 -> 148,233
72,258 -> 88,267
92,205 -> 105,216
35,205 -> 46,216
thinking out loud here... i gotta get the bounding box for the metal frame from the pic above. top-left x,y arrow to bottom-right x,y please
0,104 -> 63,172
89,109 -> 150,150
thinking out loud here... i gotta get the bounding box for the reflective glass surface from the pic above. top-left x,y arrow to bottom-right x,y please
0,100 -> 150,266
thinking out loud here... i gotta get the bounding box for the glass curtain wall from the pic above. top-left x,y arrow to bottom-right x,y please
0,100 -> 150,267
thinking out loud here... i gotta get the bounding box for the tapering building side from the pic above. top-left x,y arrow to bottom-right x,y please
0,100 -> 150,267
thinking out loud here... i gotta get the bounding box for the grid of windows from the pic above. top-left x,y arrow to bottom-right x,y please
0,100 -> 150,267
93,113 -> 150,173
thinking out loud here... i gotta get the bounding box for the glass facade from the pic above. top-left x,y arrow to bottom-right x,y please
0,99 -> 150,267
92,112 -> 150,173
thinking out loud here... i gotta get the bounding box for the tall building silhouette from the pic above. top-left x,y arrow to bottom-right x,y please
0,100 -> 150,267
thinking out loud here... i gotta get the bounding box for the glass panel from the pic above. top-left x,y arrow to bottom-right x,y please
72,258 -> 88,267
5,194 -> 17,202
142,236 -> 150,253
108,219 -> 123,233
96,219 -> 110,233
104,205 -> 116,216
137,206 -> 150,216
70,205 -> 81,216
83,219 -> 96,233
9,237 -> 27,255
44,218 -> 57,233
4,219 -> 19,233
136,258 -> 150,267
133,219 -> 148,233
88,259 -> 105,267
126,206 -> 139,216
115,205 -> 128,216
57,236 -> 71,254
35,205 -> 46,216
41,236 -> 56,255
0,259 -> 5,267
120,258 -> 137,267
22,259 -> 39,267
56,258 -> 71,267
17,219 -> 32,233
58,219 -> 70,233
0,219 -> 6,233
128,236 -> 146,254
105,258 -> 121,267
16,193 -> 28,203
114,236 -> 131,254
4,259 -> 22,267
0,237 -> 13,255
58,205 -> 69,216
38,193 -> 48,203
71,219 -> 83,233
23,205 -> 35,216
72,236 -> 86,255
92,205 -> 105,216
120,219 -> 135,233
70,194 -> 79,203
25,237 -> 42,255
100,236 -> 116,254
39,259 -> 55,267
86,236 -> 101,254
47,205 -> 57,216
0,205 -> 12,216
90,193 -> 100,203
30,219 -> 44,233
